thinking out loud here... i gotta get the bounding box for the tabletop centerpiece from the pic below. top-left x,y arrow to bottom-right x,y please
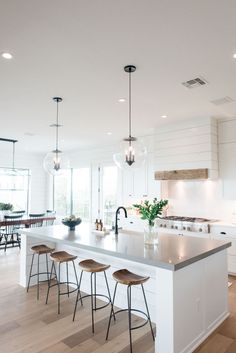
133,198 -> 168,245
62,215 -> 82,231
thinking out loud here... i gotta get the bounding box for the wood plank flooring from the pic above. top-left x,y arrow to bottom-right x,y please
1,249 -> 236,353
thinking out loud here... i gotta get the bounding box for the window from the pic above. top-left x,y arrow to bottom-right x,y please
72,168 -> 90,220
0,168 -> 30,211
53,167 -> 91,219
102,166 -> 118,226
54,170 -> 71,216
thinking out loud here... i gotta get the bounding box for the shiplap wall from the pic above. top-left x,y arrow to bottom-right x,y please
153,117 -> 218,178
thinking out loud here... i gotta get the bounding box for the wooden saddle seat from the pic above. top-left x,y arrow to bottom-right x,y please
50,251 -> 77,263
112,269 -> 149,286
79,259 -> 110,273
31,244 -> 54,254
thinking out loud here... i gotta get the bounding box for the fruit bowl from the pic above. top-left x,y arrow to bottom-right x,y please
62,216 -> 82,231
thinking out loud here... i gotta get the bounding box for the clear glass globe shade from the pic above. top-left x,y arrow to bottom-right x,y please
43,151 -> 70,176
113,139 -> 147,171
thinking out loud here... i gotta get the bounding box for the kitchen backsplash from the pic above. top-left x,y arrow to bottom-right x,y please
167,179 -> 236,221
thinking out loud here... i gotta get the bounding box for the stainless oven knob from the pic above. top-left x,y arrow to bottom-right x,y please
171,225 -> 174,229
160,224 -> 163,227
199,228 -> 202,232
175,226 -> 178,229
187,227 -> 191,231
183,226 -> 186,230
163,224 -> 167,228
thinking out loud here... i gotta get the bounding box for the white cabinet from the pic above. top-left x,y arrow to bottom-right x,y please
122,158 -> 161,205
211,224 -> 236,274
218,119 -> 236,199
121,215 -> 145,232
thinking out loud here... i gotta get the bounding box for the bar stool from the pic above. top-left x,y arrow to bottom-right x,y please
106,269 -> 155,353
27,244 -> 55,300
73,259 -> 115,333
46,251 -> 79,314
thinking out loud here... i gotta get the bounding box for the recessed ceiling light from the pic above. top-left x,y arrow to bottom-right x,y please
1,52 -> 13,59
107,132 -> 112,135
161,115 -> 167,119
233,53 -> 236,59
118,98 -> 126,103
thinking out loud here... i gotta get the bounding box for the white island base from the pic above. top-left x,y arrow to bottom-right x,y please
20,224 -> 230,353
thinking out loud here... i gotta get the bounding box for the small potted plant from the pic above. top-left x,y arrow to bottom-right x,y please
133,198 -> 168,245
0,203 -> 13,220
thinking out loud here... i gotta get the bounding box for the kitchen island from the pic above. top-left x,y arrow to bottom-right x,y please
20,223 -> 231,353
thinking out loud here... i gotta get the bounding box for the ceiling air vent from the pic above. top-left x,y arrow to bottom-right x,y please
182,76 -> 208,89
210,96 -> 234,106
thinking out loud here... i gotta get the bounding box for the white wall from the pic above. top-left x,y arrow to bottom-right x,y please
0,150 -> 47,213
46,116 -> 236,222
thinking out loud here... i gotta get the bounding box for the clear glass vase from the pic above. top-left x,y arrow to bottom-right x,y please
144,223 -> 158,245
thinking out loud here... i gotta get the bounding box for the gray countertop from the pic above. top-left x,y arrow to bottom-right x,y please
20,223 -> 231,271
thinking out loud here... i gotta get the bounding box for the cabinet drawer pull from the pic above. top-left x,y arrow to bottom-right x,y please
220,232 -> 226,235
130,221 -> 134,224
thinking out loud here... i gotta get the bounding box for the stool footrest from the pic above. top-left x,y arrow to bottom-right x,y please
48,281 -> 79,295
113,308 -> 149,330
79,293 -> 111,311
28,272 -> 56,283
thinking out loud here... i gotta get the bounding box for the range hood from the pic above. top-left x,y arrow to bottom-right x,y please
155,168 -> 208,180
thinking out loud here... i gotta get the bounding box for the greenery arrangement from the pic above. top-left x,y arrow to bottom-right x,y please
133,198 -> 168,227
0,203 -> 13,211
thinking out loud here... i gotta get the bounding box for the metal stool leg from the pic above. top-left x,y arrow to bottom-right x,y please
106,282 -> 118,340
45,261 -> 54,304
4,235 -> 7,252
141,284 -> 155,341
104,271 -> 116,320
66,262 -> 69,297
58,263 -> 61,314
36,253 -> 40,299
94,272 -> 97,310
72,261 -> 83,305
91,272 -> 95,333
127,285 -> 133,353
45,253 -> 49,284
27,253 -> 35,292
72,270 -> 83,321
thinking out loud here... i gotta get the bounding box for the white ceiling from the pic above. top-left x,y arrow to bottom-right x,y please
1,0 -> 236,153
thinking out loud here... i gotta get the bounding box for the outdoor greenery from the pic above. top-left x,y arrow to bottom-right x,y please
0,202 -> 13,211
133,198 -> 168,226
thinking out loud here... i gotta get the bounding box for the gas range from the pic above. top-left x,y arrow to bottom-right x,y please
156,216 -> 216,233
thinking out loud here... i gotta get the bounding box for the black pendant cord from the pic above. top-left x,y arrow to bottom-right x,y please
128,69 -> 132,140
56,100 -> 59,152
12,141 -> 15,169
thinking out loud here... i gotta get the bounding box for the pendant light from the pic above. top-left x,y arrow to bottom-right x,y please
113,65 -> 147,170
43,97 -> 70,176
0,138 -> 18,175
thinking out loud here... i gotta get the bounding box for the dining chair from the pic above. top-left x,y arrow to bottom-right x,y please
12,210 -> 26,215
46,210 -> 56,226
29,213 -> 45,227
1,214 -> 23,251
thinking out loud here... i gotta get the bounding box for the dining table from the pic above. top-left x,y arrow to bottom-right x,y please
0,215 -> 56,228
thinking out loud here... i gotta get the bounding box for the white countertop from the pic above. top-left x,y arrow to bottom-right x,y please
20,222 -> 231,271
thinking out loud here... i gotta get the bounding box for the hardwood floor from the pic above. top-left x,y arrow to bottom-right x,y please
1,249 -> 236,353
0,249 -> 155,353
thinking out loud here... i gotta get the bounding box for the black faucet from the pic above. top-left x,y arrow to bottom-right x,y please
115,206 -> 127,235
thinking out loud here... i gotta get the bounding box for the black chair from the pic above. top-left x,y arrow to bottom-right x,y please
12,210 -> 26,215
11,211 -> 26,229
29,213 -> 45,227
1,215 -> 23,251
46,210 -> 56,226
